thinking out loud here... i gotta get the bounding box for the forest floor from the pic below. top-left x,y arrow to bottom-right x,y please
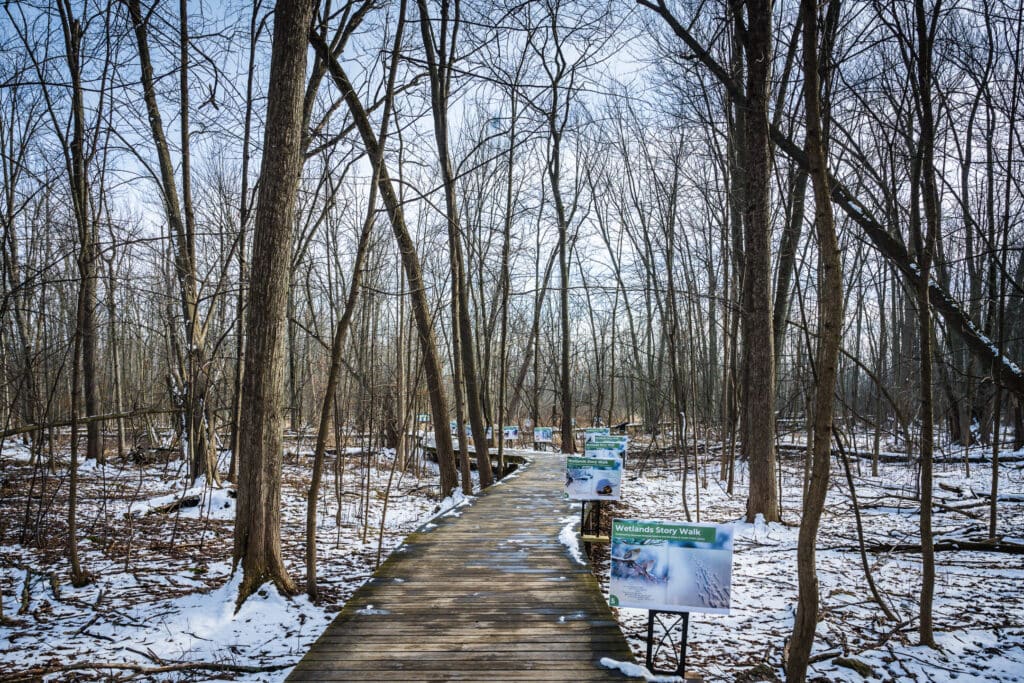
1,437 -> 1023,682
592,437 -> 1024,682
0,438 -> 469,682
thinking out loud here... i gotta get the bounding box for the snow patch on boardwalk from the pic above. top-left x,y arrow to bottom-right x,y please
559,515 -> 587,565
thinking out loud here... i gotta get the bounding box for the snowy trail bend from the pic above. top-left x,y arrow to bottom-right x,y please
288,450 -> 635,681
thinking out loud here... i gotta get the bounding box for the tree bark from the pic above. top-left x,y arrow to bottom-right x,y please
736,0 -> 779,523
912,0 -> 941,647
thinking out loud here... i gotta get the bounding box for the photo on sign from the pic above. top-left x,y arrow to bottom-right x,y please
534,427 -> 554,443
564,451 -> 622,501
608,519 -> 733,615
503,426 -> 520,440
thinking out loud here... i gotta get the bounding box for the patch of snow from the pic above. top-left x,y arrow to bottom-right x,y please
130,477 -> 236,520
429,487 -> 474,522
0,445 -> 448,681
559,515 -> 586,565
354,604 -> 390,615
599,657 -> 682,682
0,442 -> 33,463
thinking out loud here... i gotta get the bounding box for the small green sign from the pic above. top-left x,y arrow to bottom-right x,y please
567,456 -> 619,469
612,519 -> 717,543
586,437 -> 627,453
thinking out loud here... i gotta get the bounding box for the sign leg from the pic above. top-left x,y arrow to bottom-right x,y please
644,610 -> 690,676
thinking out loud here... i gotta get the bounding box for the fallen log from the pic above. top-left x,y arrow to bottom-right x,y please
144,494 -> 201,516
833,539 -> 1024,554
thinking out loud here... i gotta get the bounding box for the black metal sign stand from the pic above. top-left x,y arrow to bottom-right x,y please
580,500 -> 602,537
645,610 -> 689,676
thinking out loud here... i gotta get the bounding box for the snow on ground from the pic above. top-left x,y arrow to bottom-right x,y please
0,441 -> 462,681
3,434 -> 1023,682
589,438 -> 1024,681
600,656 -> 682,682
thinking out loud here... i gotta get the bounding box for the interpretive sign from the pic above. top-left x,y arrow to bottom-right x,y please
583,427 -> 610,443
609,519 -> 734,614
534,427 -> 554,443
416,413 -> 431,423
503,426 -> 520,440
450,421 -> 472,438
564,451 -> 622,501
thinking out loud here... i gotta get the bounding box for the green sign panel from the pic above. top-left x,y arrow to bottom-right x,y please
612,519 -> 716,543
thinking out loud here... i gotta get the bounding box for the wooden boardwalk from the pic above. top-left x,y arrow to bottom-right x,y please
288,451 -> 635,681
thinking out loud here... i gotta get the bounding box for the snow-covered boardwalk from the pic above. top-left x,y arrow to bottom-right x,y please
287,451 -> 635,681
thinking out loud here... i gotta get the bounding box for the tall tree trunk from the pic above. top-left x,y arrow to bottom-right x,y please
57,5 -> 102,466
496,70 -> 520,476
553,145 -> 574,454
913,0 -> 941,648
738,0 -> 779,523
232,0 -> 316,605
787,0 -> 844,678
53,0 -> 97,584
990,0 -> 1022,538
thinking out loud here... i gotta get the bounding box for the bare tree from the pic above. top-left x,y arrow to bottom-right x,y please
416,0 -> 494,487
787,0 -> 844,678
310,2 -> 461,497
123,0 -> 219,484
232,0 -> 317,605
